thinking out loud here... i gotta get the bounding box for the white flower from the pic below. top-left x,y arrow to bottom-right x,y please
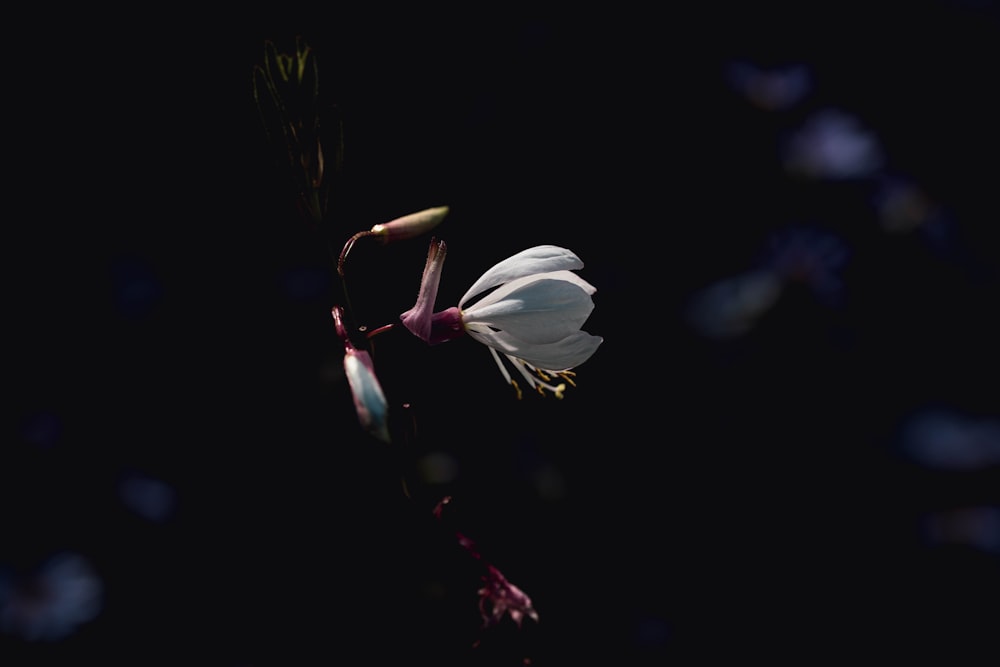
401,240 -> 603,398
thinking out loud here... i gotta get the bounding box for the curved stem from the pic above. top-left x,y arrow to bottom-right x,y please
365,323 -> 396,340
338,230 -> 375,278
336,230 -> 380,333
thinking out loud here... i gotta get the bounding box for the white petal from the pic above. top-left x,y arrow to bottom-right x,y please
468,328 -> 603,371
460,246 -> 584,307
464,271 -> 596,344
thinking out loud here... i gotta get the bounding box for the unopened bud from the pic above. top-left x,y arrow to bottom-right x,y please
332,306 -> 391,443
343,349 -> 391,443
371,206 -> 449,244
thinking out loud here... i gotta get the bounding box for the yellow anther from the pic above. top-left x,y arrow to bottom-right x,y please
559,372 -> 577,387
554,384 -> 566,399
511,379 -> 523,400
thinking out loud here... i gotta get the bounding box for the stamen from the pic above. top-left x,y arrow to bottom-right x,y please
510,379 -> 523,400
509,355 -> 566,398
509,355 -> 542,391
483,348 -> 574,399
558,371 -> 577,387
487,347 -> 513,385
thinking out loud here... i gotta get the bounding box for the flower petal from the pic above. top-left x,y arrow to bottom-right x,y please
467,328 -> 603,371
400,238 -> 447,343
459,246 -> 584,307
464,271 -> 597,344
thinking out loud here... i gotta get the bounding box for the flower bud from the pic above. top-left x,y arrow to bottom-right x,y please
370,206 -> 449,244
343,348 -> 391,443
332,306 -> 391,443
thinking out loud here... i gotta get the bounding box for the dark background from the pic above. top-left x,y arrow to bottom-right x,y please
5,3 -> 1000,664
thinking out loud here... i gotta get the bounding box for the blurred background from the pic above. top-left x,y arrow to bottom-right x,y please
5,3 -> 999,664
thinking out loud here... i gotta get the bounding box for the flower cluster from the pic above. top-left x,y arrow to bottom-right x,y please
255,37 -> 602,658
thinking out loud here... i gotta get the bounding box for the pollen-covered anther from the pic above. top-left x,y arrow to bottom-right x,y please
513,361 -> 566,398
512,362 -> 567,398
538,382 -> 567,399
557,371 -> 577,387
510,379 -> 524,401
526,368 -> 566,398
